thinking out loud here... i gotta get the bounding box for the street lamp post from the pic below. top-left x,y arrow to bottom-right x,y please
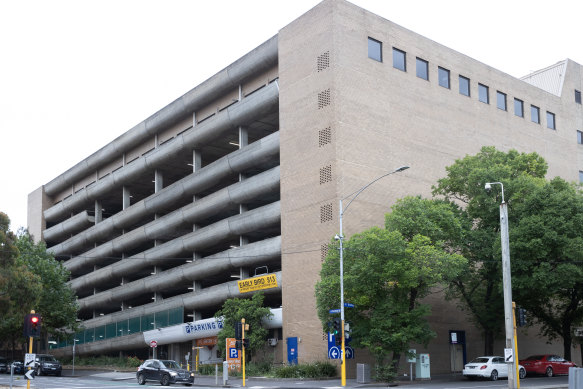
485,182 -> 517,389
337,165 -> 409,386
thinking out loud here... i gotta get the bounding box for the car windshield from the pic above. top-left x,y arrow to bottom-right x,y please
524,355 -> 544,360
160,360 -> 181,369
470,357 -> 490,363
45,356 -> 57,362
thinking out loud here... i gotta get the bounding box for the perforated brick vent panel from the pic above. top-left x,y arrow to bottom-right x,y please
320,203 -> 333,223
319,127 -> 331,147
321,243 -> 329,263
320,165 -> 332,184
317,51 -> 330,72
318,89 -> 331,109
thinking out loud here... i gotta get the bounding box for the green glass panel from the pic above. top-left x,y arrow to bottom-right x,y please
95,325 -> 105,342
142,314 -> 155,331
155,311 -> 168,328
129,317 -> 141,334
105,323 -> 117,339
168,307 -> 184,325
118,320 -> 129,336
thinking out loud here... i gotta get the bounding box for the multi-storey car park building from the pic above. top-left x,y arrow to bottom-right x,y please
27,0 -> 583,374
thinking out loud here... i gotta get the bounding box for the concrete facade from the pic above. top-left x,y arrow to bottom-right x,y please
28,0 -> 583,373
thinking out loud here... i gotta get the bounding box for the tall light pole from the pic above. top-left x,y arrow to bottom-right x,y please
337,165 -> 409,386
485,182 -> 517,389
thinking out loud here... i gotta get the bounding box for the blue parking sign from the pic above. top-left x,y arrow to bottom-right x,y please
229,348 -> 239,358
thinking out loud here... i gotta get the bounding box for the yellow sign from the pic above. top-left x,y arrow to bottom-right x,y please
238,274 -> 278,293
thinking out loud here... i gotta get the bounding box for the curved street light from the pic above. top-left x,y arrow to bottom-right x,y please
337,165 -> 409,386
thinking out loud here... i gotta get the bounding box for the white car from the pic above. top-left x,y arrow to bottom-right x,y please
463,356 -> 526,381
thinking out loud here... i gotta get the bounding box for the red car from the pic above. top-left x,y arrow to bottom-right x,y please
519,354 -> 577,377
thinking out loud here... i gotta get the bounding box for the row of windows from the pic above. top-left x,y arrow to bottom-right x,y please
368,37 -> 559,130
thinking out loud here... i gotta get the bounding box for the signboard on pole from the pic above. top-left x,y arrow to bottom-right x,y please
237,274 -> 278,293
226,338 -> 241,372
150,340 -> 158,348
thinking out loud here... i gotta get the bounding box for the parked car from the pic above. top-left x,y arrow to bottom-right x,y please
34,354 -> 62,376
136,359 -> 194,386
463,356 -> 526,381
0,357 -> 8,374
10,361 -> 24,375
519,354 -> 577,377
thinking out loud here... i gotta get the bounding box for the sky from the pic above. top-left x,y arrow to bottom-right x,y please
1,0 -> 582,232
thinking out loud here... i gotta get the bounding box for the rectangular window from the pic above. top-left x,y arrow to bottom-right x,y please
459,75 -> 470,96
416,57 -> 429,80
577,130 -> 583,144
580,171 -> 583,184
393,48 -> 406,71
478,84 -> 489,104
496,91 -> 507,111
438,67 -> 450,89
546,111 -> 556,130
531,105 -> 540,124
368,37 -> 382,62
514,98 -> 524,117
576,90 -> 582,104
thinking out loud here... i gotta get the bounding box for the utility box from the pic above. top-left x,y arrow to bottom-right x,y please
356,363 -> 371,383
415,354 -> 430,380
569,367 -> 583,389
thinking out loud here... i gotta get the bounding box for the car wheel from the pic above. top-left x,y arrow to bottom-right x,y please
546,366 -> 553,377
519,368 -> 526,379
160,374 -> 170,386
137,373 -> 146,385
490,370 -> 498,381
56,371 -> 61,377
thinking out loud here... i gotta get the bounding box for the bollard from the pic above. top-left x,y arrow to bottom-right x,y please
568,366 -> 583,389
223,361 -> 229,385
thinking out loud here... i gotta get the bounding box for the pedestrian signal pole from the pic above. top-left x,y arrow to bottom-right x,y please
241,318 -> 249,387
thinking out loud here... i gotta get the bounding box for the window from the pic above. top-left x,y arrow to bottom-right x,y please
576,90 -> 581,104
580,171 -> 583,184
393,48 -> 406,71
438,67 -> 450,89
578,130 -> 583,144
514,98 -> 524,117
368,37 -> 382,62
496,91 -> 507,111
416,57 -> 428,80
531,105 -> 540,124
459,75 -> 470,96
546,111 -> 556,130
478,84 -> 489,104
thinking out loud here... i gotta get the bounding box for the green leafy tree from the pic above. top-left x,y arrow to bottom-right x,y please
0,213 -> 41,352
510,177 -> 583,360
215,292 -> 272,361
316,197 -> 466,380
16,230 -> 79,342
432,146 -> 548,355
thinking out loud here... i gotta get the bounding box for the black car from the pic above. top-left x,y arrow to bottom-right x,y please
10,361 -> 24,375
0,357 -> 8,374
34,354 -> 62,376
136,359 -> 194,386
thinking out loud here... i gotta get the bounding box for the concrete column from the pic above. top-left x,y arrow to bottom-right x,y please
95,200 -> 102,224
192,149 -> 202,260
122,186 -> 130,210
188,281 -> 203,321
238,126 -> 248,182
154,169 -> 163,193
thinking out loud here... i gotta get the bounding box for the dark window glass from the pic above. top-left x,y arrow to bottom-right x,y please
478,84 -> 489,104
576,90 -> 582,104
546,111 -> 556,130
577,130 -> 583,144
531,105 -> 540,124
438,67 -> 450,88
459,75 -> 470,96
514,98 -> 524,117
496,91 -> 507,111
393,48 -> 406,71
580,171 -> 583,184
368,37 -> 382,62
416,57 -> 428,80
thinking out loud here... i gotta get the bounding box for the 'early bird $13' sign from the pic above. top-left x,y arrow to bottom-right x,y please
238,274 -> 278,293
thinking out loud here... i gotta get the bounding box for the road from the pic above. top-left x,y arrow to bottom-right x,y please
0,370 -> 570,389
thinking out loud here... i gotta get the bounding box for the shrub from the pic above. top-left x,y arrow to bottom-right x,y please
274,362 -> 337,378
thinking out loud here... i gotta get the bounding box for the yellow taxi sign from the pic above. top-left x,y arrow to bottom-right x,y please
238,274 -> 278,293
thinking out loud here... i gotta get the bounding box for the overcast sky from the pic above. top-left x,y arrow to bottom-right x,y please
1,0 -> 581,232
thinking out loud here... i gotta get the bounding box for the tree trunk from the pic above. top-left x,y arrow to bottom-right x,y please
563,330 -> 572,361
484,330 -> 494,356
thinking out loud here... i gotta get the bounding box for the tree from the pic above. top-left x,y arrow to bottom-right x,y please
316,197 -> 466,380
0,213 -> 41,353
509,177 -> 583,360
214,292 -> 272,361
15,230 -> 78,343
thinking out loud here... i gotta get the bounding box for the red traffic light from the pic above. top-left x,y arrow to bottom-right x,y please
31,316 -> 39,324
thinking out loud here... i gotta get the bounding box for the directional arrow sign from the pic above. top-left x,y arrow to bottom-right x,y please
328,346 -> 340,359
25,369 -> 34,380
344,346 -> 354,359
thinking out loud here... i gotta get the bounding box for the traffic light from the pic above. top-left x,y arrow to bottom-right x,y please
235,322 -> 242,340
235,338 -> 249,350
332,318 -> 342,345
23,313 -> 42,338
517,308 -> 527,327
